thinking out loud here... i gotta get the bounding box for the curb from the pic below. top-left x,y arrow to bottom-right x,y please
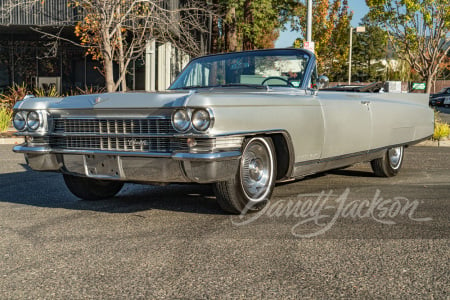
415,140 -> 450,147
0,127 -> 23,145
0,137 -> 24,145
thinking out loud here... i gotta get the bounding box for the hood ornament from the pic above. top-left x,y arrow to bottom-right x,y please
92,96 -> 107,105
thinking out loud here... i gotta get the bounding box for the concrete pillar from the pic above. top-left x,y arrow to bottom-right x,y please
158,42 -> 172,91
145,39 -> 156,91
165,42 -> 171,89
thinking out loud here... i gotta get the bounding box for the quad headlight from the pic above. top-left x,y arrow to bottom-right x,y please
172,109 -> 191,132
192,109 -> 211,132
27,111 -> 41,130
172,108 -> 213,133
13,112 -> 27,131
13,111 -> 44,132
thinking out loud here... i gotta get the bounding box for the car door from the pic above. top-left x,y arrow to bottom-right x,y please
318,92 -> 372,159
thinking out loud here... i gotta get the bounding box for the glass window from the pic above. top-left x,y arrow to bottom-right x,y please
170,49 -> 312,90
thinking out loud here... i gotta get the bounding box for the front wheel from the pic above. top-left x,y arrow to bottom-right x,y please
214,137 -> 276,214
63,174 -> 124,200
370,146 -> 404,177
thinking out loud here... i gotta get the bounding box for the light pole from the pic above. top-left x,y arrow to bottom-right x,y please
307,0 -> 312,42
348,26 -> 365,84
303,0 -> 315,53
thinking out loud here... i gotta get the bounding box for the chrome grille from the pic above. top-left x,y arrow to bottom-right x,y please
54,118 -> 176,135
50,118 -> 186,153
49,136 -> 187,152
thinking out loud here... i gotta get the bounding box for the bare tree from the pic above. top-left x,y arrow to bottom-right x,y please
2,0 -> 214,92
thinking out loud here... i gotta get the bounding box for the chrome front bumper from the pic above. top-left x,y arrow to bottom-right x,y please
13,145 -> 241,184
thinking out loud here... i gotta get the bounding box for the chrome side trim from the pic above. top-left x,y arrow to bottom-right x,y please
212,129 -> 289,138
173,151 -> 241,161
291,136 -> 432,178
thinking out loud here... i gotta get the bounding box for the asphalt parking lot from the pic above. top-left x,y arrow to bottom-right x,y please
435,107 -> 450,123
0,145 -> 449,299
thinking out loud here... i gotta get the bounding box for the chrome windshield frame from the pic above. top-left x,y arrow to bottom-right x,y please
169,48 -> 316,91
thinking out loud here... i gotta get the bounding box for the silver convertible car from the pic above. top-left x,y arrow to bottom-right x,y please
13,49 -> 434,214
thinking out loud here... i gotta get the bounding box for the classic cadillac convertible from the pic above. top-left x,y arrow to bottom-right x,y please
13,49 -> 434,214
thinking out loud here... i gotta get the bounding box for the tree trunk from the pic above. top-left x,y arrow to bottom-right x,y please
103,57 -> 115,93
102,39 -> 115,92
101,26 -> 115,92
117,32 -> 127,92
425,76 -> 433,94
115,5 -> 127,92
226,6 -> 237,52
210,14 -> 221,53
242,0 -> 253,51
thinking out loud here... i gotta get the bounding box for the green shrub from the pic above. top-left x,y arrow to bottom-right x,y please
0,83 -> 29,112
34,85 -> 60,97
433,111 -> 450,146
0,106 -> 12,132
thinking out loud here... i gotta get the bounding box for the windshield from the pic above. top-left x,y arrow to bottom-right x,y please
169,49 -> 312,90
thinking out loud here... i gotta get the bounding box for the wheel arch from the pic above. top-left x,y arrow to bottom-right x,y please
268,132 -> 295,181
237,130 -> 295,181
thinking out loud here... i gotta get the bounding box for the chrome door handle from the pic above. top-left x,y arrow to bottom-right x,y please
361,100 -> 370,105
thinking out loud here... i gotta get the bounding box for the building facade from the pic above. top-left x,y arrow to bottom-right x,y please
0,0 -> 205,93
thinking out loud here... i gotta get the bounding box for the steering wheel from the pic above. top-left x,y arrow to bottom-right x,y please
261,76 -> 295,87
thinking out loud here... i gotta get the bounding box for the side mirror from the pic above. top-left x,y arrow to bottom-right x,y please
318,75 -> 330,89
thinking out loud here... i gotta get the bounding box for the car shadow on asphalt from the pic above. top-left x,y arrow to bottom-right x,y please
0,163 -> 378,215
0,164 -> 227,215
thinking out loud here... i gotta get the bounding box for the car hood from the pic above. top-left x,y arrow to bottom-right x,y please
15,88 -> 311,111
15,91 -> 194,111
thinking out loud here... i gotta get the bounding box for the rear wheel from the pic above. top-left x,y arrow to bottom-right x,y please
214,137 -> 276,214
370,146 -> 404,177
63,174 -> 124,200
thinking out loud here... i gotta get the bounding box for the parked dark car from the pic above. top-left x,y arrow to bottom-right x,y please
429,87 -> 450,107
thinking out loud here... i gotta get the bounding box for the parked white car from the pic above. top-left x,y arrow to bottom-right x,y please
13,49 -> 434,214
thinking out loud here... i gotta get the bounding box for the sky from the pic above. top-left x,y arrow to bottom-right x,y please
274,0 -> 370,48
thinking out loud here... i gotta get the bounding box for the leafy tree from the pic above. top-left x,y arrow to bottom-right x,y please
351,16 -> 388,82
211,0 -> 299,53
385,58 -> 421,82
436,51 -> 450,80
292,0 -> 353,81
366,0 -> 450,93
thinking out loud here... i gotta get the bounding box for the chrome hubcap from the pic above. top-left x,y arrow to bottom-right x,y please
388,146 -> 403,169
241,140 -> 272,200
248,158 -> 264,181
